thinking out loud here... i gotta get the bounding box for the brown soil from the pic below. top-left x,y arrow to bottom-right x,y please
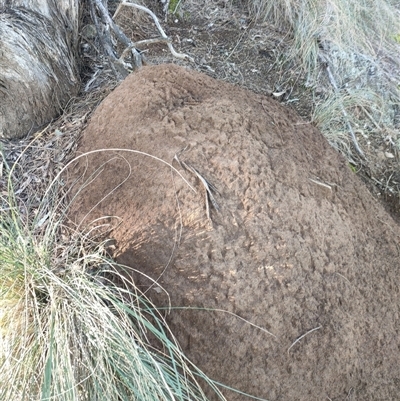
69,64 -> 400,401
110,0 -> 400,220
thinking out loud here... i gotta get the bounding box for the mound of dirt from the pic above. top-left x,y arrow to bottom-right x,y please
69,64 -> 400,400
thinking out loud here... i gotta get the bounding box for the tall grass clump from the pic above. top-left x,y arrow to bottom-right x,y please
0,153 -> 224,401
246,0 -> 400,158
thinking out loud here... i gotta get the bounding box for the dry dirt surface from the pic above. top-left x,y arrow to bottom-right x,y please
108,0 -> 400,219
69,64 -> 400,401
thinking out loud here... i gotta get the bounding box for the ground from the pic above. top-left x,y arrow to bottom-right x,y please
1,2 -> 400,400
106,0 -> 400,221
5,0 -> 397,222
69,64 -> 400,401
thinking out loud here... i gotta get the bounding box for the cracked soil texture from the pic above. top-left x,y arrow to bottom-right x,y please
70,64 -> 400,401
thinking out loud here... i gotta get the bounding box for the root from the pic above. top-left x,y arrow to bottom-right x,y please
114,1 -> 194,63
88,0 -> 193,81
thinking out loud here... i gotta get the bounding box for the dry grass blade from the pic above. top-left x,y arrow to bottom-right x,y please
173,154 -> 220,220
288,325 -> 322,354
159,306 -> 278,339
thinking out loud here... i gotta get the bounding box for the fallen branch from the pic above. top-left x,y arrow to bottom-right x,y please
87,0 -> 194,80
114,1 -> 194,63
91,0 -> 143,74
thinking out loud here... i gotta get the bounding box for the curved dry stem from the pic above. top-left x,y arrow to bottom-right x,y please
42,148 -> 197,205
158,306 -> 278,339
287,325 -> 322,354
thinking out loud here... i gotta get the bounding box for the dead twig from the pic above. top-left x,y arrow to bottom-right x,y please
92,0 -> 143,73
114,1 -> 194,62
309,178 -> 332,191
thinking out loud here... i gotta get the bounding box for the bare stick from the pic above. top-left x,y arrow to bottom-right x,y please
92,0 -> 143,69
288,325 -> 322,354
115,1 -> 194,62
309,178 -> 332,190
118,38 -> 170,61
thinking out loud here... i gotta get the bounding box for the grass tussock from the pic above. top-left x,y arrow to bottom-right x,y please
246,0 -> 400,159
249,0 -> 399,72
0,151 -> 224,401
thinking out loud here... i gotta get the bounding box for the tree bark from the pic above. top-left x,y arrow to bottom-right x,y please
0,0 -> 80,139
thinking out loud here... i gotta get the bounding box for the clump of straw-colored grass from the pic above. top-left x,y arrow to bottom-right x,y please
0,153 -> 224,401
246,0 -> 400,159
249,0 -> 399,75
